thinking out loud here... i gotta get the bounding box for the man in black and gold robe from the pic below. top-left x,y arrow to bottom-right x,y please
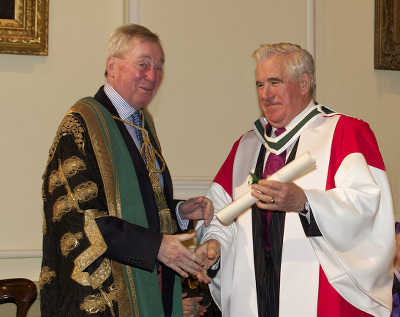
40,24 -> 213,317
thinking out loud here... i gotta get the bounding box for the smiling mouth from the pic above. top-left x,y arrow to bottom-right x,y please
264,102 -> 279,107
266,98 -> 282,105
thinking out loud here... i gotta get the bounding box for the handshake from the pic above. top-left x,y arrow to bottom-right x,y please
157,232 -> 221,284
156,195 -> 219,283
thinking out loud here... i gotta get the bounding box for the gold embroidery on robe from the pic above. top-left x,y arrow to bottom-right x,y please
74,181 -> 98,203
51,159 -> 98,222
62,156 -> 86,178
39,266 -> 56,290
53,195 -> 75,222
48,170 -> 66,194
49,157 -> 86,194
61,232 -> 84,256
80,283 -> 121,316
80,293 -> 106,314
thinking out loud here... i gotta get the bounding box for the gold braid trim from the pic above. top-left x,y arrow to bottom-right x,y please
70,103 -> 119,218
70,100 -> 134,316
71,210 -> 110,289
113,115 -> 178,234
71,210 -> 117,316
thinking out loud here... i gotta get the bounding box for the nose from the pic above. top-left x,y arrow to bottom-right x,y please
261,85 -> 271,100
145,67 -> 156,82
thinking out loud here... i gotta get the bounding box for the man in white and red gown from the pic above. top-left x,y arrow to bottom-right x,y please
195,43 -> 395,317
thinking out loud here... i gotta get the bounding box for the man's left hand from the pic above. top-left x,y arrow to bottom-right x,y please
179,196 -> 214,226
251,179 -> 307,212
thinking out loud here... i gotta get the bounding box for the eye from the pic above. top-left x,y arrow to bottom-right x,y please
256,82 -> 264,88
270,78 -> 284,86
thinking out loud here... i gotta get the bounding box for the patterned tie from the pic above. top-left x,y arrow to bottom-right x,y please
132,110 -> 146,163
131,110 -> 145,160
263,127 -> 286,253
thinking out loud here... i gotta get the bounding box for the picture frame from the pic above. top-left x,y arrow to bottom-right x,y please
374,0 -> 400,71
0,0 -> 49,56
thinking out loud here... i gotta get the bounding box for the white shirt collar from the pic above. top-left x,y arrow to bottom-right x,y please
104,83 -> 138,121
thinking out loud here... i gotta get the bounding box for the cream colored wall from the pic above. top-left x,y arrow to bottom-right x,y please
316,1 -> 400,218
0,0 -> 399,305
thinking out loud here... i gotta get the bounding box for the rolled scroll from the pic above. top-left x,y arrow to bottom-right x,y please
216,151 -> 316,224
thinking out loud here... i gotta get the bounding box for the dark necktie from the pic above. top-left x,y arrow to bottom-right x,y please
263,127 -> 286,253
131,110 -> 147,165
131,110 -> 144,148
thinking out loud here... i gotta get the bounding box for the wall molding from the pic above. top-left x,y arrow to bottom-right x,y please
172,177 -> 212,200
127,0 -> 140,24
0,249 -> 42,259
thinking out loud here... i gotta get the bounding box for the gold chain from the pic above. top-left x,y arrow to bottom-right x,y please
112,116 -> 166,174
112,115 -> 177,234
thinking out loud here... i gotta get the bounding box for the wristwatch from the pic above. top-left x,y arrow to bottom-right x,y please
303,200 -> 311,214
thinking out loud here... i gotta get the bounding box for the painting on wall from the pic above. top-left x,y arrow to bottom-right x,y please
375,0 -> 400,70
0,0 -> 49,56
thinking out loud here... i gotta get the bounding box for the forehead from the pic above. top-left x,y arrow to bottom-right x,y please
256,55 -> 287,78
124,38 -> 165,63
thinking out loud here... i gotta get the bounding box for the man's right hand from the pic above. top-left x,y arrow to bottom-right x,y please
194,239 -> 221,284
157,232 -> 204,277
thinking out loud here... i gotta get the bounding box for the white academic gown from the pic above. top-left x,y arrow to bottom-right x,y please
196,105 -> 395,317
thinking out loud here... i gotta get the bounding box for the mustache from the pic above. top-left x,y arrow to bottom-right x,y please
263,97 -> 280,105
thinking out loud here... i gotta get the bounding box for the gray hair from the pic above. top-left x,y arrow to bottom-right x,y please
105,24 -> 163,76
252,43 -> 316,96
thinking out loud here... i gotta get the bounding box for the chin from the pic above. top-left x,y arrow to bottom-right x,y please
266,117 -> 286,128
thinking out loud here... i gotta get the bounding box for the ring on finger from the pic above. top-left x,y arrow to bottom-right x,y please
270,197 -> 275,204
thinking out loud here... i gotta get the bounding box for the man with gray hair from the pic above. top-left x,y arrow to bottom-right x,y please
195,43 -> 394,317
40,24 -> 213,316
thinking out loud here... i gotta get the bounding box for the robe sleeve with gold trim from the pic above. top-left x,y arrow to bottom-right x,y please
40,111 -> 123,316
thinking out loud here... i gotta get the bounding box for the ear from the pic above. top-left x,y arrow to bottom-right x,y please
300,73 -> 311,95
106,56 -> 116,76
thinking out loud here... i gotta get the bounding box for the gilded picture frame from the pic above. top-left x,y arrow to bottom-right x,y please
0,0 -> 49,56
374,0 -> 400,70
